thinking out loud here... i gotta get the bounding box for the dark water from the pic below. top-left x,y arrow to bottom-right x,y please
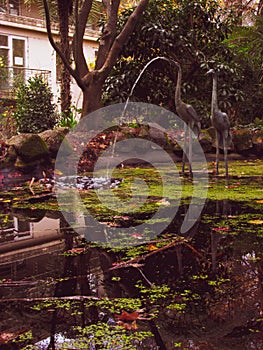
0,189 -> 263,349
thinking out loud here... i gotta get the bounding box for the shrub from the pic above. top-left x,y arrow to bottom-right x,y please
14,75 -> 57,133
0,101 -> 17,140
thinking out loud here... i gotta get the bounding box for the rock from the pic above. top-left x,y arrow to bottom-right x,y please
252,129 -> 263,156
205,127 -> 233,150
7,133 -> 49,162
39,127 -> 70,157
2,145 -> 17,165
206,126 -> 216,141
138,125 -> 150,139
232,129 -> 253,152
199,129 -> 213,153
165,129 -> 183,155
148,123 -> 167,146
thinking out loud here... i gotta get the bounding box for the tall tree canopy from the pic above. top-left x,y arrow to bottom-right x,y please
103,0 -> 263,126
42,0 -> 150,118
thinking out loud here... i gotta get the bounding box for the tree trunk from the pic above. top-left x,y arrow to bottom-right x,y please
258,0 -> 263,16
81,77 -> 103,120
60,67 -> 72,115
57,0 -> 72,116
43,0 -> 150,122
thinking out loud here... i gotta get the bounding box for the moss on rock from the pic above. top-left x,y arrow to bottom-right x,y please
39,127 -> 71,157
7,133 -> 49,162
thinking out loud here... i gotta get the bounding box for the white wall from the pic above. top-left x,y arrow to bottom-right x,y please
0,23 -> 99,112
28,34 -> 58,101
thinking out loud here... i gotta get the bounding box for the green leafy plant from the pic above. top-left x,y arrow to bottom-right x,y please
71,323 -> 152,350
14,75 -> 57,133
58,105 -> 80,128
103,0 -> 239,127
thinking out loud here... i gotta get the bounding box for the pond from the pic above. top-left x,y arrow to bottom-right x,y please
0,160 -> 263,350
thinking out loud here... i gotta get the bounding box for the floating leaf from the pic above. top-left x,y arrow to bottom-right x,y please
212,227 -> 231,232
54,169 -> 63,175
65,248 -> 86,255
147,244 -> 158,251
2,199 -> 11,203
156,198 -> 170,206
131,233 -> 144,238
111,276 -> 121,281
248,219 -> 263,225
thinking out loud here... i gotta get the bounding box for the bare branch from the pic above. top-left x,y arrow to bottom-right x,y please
42,0 -> 86,90
109,239 -> 185,271
102,0 -> 111,17
95,0 -> 121,70
109,238 -> 209,272
98,0 -> 149,79
72,0 -> 92,77
0,295 -> 99,302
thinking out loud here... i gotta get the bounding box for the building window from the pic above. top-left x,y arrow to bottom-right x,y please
0,0 -> 20,15
0,34 -> 26,68
0,34 -> 9,90
0,34 -> 9,65
12,37 -> 26,84
0,34 -> 26,91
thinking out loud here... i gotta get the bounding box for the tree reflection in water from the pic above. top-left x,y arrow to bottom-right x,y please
0,199 -> 262,349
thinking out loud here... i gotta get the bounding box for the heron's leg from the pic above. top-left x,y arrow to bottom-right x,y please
189,128 -> 193,177
223,135 -> 228,178
182,123 -> 187,175
215,131 -> 219,175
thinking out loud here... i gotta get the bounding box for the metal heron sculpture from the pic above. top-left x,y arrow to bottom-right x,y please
207,69 -> 232,177
173,61 -> 201,176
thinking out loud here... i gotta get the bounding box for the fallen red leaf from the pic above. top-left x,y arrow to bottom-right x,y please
67,248 -> 85,254
116,320 -> 138,330
13,172 -> 22,178
0,330 -> 25,344
115,310 -> 139,321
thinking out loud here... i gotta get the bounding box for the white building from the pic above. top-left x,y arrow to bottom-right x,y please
0,0 -> 99,109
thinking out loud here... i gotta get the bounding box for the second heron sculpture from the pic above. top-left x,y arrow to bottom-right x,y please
173,61 -> 201,177
207,69 -> 232,177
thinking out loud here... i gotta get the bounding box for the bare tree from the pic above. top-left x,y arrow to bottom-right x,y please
43,0 -> 149,118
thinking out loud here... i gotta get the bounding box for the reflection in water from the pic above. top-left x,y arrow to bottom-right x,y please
0,199 -> 263,349
0,208 -> 64,285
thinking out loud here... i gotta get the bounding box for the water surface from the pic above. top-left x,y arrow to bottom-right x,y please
0,171 -> 262,349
